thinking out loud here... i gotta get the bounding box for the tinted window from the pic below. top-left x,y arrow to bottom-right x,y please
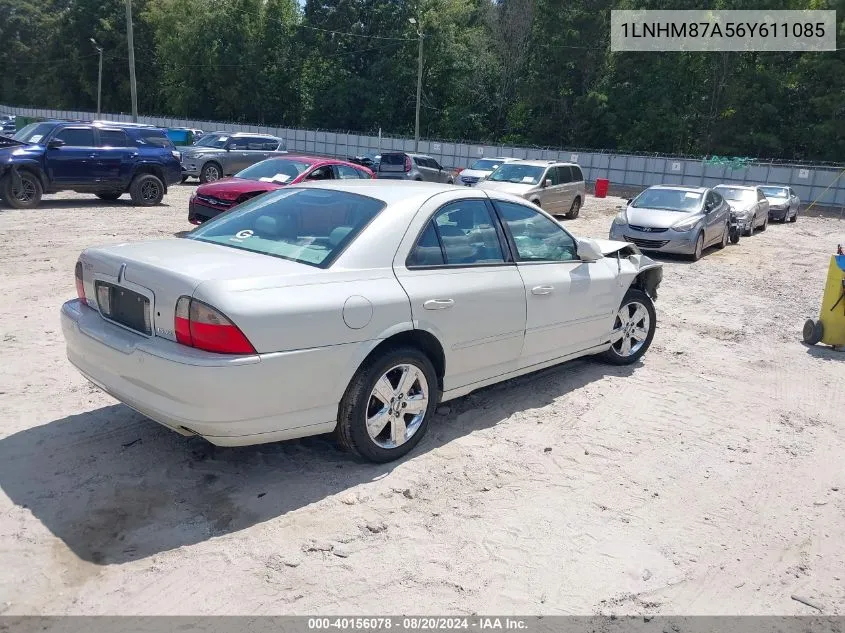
571,166 -> 584,181
188,189 -> 385,268
263,139 -> 282,151
228,138 -> 249,149
380,153 -> 406,166
557,165 -> 573,183
55,127 -> 94,146
336,164 -> 365,179
98,129 -> 132,147
712,191 -> 724,206
407,223 -> 445,266
544,167 -> 560,186
137,129 -> 174,148
496,201 -> 578,262
242,136 -> 268,150
194,134 -> 228,148
430,200 -> 505,265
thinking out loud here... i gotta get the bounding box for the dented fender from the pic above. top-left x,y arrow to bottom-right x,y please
592,238 -> 663,300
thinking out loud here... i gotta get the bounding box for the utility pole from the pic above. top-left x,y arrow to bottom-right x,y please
125,0 -> 139,121
409,18 -> 422,152
90,38 -> 103,118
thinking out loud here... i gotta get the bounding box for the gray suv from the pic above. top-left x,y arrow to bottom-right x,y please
475,160 -> 586,218
377,152 -> 454,183
179,132 -> 287,183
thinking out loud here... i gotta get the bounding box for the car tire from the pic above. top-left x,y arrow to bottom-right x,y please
129,173 -> 165,206
744,219 -> 754,237
336,346 -> 438,463
566,197 -> 581,219
2,170 -> 43,209
716,223 -> 728,249
180,176 -> 189,184
599,288 -> 657,366
730,227 -> 741,244
760,215 -> 768,231
199,162 -> 222,184
95,192 -> 122,201
789,210 -> 798,223
802,318 -> 823,345
690,232 -> 705,261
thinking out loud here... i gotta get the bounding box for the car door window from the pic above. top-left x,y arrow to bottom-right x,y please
496,201 -> 578,262
264,140 -> 281,151
712,191 -> 724,207
430,158 -> 442,170
544,167 -> 559,186
408,200 -> 505,267
705,191 -> 718,211
335,164 -> 364,179
54,127 -> 94,146
571,166 -> 584,182
242,136 -> 267,150
98,129 -> 132,147
557,165 -> 573,183
306,165 -> 334,180
757,189 -> 766,201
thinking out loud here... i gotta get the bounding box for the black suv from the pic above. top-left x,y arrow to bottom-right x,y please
0,120 -> 183,209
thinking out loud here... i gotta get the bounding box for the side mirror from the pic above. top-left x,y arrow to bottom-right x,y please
47,139 -> 65,149
543,179 -> 552,188
577,238 -> 604,262
627,198 -> 633,205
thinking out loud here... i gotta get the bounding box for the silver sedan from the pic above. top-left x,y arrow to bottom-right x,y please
61,182 -> 662,462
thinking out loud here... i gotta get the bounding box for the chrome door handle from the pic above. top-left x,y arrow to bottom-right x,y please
531,285 -> 554,295
423,299 -> 455,310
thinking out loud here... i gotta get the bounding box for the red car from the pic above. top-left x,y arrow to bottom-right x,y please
188,155 -> 374,224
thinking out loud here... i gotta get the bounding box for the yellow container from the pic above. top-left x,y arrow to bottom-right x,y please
803,255 -> 845,349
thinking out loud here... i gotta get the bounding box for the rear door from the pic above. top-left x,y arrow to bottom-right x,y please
394,197 -> 526,390
93,128 -> 137,186
415,156 -> 435,181
377,153 -> 407,179
46,126 -> 96,185
557,165 -> 576,212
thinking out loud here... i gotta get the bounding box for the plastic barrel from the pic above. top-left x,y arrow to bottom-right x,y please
595,178 -> 609,198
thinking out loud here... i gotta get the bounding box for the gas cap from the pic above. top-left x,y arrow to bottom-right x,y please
343,295 -> 373,329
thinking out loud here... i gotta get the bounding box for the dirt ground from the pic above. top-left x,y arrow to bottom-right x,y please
0,184 -> 844,616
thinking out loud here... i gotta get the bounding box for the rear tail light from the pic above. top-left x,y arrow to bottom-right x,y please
75,261 -> 87,305
174,296 -> 255,355
404,155 -> 412,172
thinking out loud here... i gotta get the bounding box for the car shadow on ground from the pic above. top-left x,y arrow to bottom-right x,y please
0,357 -> 636,566
1,199 -> 173,211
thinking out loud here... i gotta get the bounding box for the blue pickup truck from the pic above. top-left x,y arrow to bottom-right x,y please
0,120 -> 182,209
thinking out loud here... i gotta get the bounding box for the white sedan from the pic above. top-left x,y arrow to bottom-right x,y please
61,181 -> 663,462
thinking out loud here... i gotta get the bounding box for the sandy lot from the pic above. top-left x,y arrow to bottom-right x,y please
0,184 -> 844,616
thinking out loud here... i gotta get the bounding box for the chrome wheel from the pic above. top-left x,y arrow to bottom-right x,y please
140,180 -> 160,202
609,301 -> 651,358
366,364 -> 429,449
203,164 -> 220,182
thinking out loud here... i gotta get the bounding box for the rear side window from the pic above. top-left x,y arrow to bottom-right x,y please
54,127 -> 94,146
137,129 -> 174,148
336,164 -> 365,179
557,165 -> 573,183
408,200 -> 505,267
188,189 -> 385,268
98,129 -> 132,147
571,166 -> 584,181
263,139 -> 282,151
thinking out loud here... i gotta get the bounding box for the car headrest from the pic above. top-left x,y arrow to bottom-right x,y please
329,226 -> 353,246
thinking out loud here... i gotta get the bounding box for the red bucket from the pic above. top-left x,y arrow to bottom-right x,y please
594,178 -> 609,198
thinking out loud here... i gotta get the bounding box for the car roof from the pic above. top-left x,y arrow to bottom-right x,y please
650,184 -> 708,193
260,155 -> 365,167
511,159 -> 580,167
714,184 -> 758,190
295,179 -> 459,202
206,131 -> 282,139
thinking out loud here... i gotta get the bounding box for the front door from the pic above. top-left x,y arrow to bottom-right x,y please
45,126 -> 96,185
492,199 -> 620,367
394,198 -> 526,390
536,166 -> 561,213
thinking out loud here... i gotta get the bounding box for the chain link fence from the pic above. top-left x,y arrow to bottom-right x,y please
4,104 -> 843,207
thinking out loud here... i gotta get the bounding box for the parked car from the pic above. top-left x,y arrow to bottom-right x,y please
0,115 -> 15,135
189,155 -> 373,224
456,157 -> 517,186
0,120 -> 182,209
377,152 -> 455,183
348,153 -> 380,170
61,181 -> 662,462
760,185 -> 800,223
609,185 -> 731,261
713,184 -> 770,236
178,132 -> 287,183
475,160 -> 586,219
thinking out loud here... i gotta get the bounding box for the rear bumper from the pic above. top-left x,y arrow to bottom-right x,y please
609,224 -> 696,255
376,173 -> 412,180
60,299 -> 347,446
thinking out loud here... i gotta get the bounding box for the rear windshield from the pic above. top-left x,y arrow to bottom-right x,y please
236,158 -> 311,183
759,186 -> 788,198
631,188 -> 703,212
714,187 -> 756,202
380,153 -> 406,165
187,188 -> 386,268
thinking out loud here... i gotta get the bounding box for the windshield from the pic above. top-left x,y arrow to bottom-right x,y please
188,188 -> 385,268
488,164 -> 545,185
13,122 -> 58,144
469,159 -> 504,171
760,186 -> 788,198
631,188 -> 703,212
714,187 -> 756,202
193,134 -> 229,149
235,158 -> 311,184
